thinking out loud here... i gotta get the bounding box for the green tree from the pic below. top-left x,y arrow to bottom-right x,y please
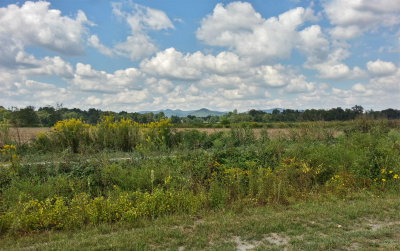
11,106 -> 39,127
37,106 -> 62,126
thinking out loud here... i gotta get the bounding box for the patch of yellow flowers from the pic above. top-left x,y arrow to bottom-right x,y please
53,118 -> 90,132
47,117 -> 172,152
0,144 -> 16,153
0,144 -> 18,162
370,169 -> 400,183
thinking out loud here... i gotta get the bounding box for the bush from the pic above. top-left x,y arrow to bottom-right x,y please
52,119 -> 91,153
94,116 -> 141,151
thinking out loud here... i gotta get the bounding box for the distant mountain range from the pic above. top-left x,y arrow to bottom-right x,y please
139,108 -> 227,118
139,108 -> 287,117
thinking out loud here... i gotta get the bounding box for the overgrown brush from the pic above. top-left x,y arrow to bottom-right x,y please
1,120 -> 400,235
33,117 -> 172,153
0,120 -> 11,146
0,189 -> 205,233
52,118 -> 91,153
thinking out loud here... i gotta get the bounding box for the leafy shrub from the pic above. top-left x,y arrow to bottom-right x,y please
229,124 -> 255,146
32,132 -> 55,153
208,180 -> 229,209
176,130 -> 208,149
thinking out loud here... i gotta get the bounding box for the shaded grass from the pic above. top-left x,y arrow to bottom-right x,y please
2,192 -> 400,250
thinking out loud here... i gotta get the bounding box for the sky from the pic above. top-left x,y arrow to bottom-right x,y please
0,0 -> 399,112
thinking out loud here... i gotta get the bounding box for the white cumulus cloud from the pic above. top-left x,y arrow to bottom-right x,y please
140,48 -> 204,80
88,1 -> 175,61
324,0 -> 400,39
197,2 -> 316,63
71,63 -> 144,92
0,1 -> 90,58
366,59 -> 397,76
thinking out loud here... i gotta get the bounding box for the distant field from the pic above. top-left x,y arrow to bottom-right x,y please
7,127 -> 50,144
6,127 -> 343,144
176,127 -> 292,138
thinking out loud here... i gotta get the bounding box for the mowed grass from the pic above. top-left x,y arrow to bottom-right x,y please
2,192 -> 400,250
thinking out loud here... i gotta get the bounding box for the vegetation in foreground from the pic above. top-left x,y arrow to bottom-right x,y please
1,193 -> 400,250
0,117 -> 400,249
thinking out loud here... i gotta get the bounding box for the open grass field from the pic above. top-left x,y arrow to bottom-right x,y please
1,118 -> 399,250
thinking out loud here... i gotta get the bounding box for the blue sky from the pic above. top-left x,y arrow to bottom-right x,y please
0,0 -> 399,112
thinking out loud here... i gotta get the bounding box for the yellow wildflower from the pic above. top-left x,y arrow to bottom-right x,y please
165,175 -> 172,185
382,179 -> 386,182
394,174 -> 399,179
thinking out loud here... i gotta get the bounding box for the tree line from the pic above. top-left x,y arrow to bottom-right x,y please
0,105 -> 399,127
0,106 -> 167,127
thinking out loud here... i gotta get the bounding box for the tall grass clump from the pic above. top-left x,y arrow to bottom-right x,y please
0,120 -> 12,146
141,119 -> 172,150
94,116 -> 141,151
229,124 -> 255,146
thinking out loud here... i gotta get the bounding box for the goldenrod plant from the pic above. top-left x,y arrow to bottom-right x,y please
52,118 -> 90,153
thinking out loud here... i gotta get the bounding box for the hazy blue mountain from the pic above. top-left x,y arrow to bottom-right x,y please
139,108 -> 227,117
188,108 -> 226,117
160,109 -> 191,117
139,109 -> 189,117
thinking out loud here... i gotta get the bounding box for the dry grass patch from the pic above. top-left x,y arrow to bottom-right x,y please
3,127 -> 342,145
8,127 -> 50,144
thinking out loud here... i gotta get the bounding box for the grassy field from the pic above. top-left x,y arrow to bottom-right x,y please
6,127 -> 291,144
4,126 -> 340,145
1,193 -> 400,250
1,127 -> 50,145
1,118 -> 399,250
